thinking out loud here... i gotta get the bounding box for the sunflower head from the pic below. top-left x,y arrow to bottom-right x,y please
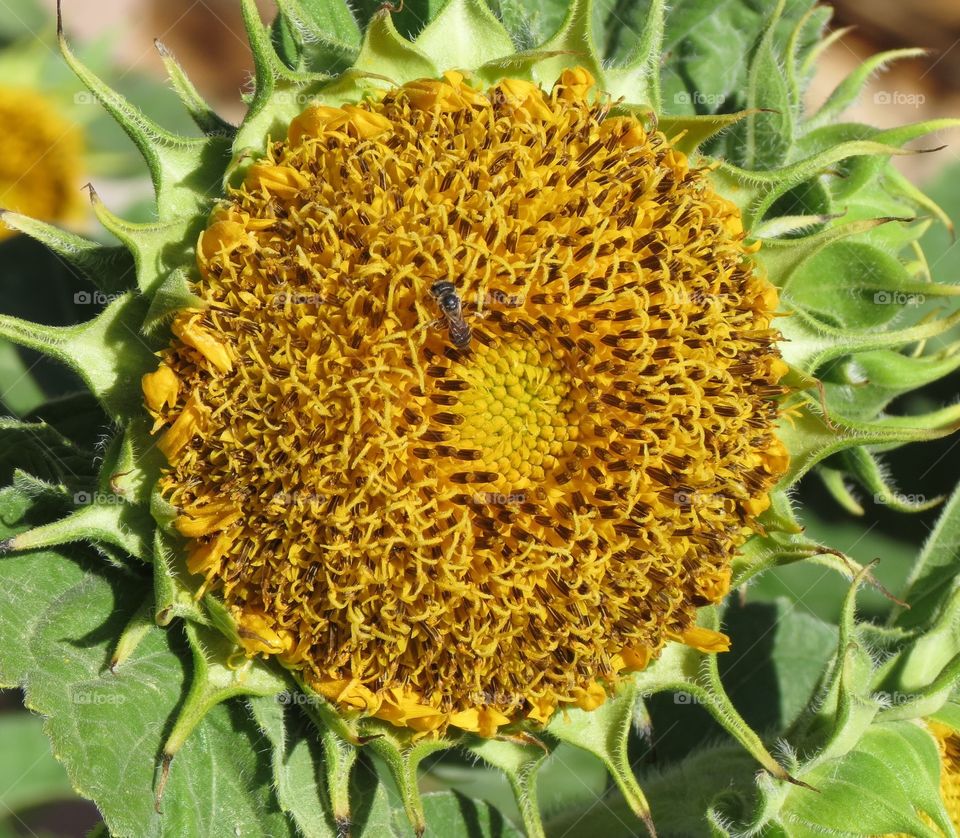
143,68 -> 788,736
0,85 -> 83,237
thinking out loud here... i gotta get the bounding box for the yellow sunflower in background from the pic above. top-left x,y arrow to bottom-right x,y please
0,29 -> 84,236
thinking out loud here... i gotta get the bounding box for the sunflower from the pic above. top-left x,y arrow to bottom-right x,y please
0,84 -> 83,236
142,67 -> 787,737
1,1 -> 959,836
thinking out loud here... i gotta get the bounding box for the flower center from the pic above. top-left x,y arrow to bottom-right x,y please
451,339 -> 577,489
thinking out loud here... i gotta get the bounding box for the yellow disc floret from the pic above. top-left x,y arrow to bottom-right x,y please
145,69 -> 789,736
0,86 -> 83,237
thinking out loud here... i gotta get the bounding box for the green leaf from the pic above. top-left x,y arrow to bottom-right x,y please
896,482 -> 960,630
782,722 -> 952,838
742,0 -> 793,170
399,791 -> 523,837
249,695 -> 338,838
0,487 -> 295,837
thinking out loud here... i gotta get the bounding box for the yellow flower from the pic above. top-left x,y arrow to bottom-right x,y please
0,85 -> 83,237
145,70 -> 787,737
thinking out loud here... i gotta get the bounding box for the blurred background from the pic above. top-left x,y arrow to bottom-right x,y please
0,0 -> 959,834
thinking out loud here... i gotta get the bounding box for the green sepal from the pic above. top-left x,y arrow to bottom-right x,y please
756,217 -> 900,293
828,344 -> 960,421
58,5 -> 230,221
0,416 -> 93,487
473,50 -> 566,86
87,186 -> 204,297
141,268 -> 205,335
159,622 -> 286,792
777,304 -> 960,372
895,482 -> 960,630
818,466 -> 865,516
248,693 -> 338,838
709,139 -> 910,230
414,0 -> 515,72
152,528 -> 207,626
109,595 -> 154,672
233,0 -> 331,163
603,0 -> 664,110
657,111 -> 757,157
775,722 -> 953,838
348,10 -> 438,87
783,5 -> 831,111
0,210 -> 136,294
783,240 -> 960,332
1,491 -> 152,564
890,588 -> 960,697
532,0 -> 604,88
275,0 -> 361,65
98,419 -> 164,508
837,447 -> 943,513
630,610 -> 794,785
741,0 -> 793,170
319,720 -> 359,829
360,725 -> 451,837
154,40 -> 236,137
806,48 -> 927,131
465,733 -> 550,838
775,396 -> 960,487
547,681 -> 654,833
9,467 -> 72,504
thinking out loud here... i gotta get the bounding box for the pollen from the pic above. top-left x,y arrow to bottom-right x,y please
0,86 -> 83,237
147,69 -> 788,735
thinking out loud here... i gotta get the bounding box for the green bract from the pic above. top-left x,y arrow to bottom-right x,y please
1,0 -> 959,836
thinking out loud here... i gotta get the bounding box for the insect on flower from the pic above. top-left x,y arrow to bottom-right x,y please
429,279 -> 472,350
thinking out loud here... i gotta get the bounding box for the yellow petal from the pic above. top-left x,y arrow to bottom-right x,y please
572,681 -> 607,711
157,391 -> 208,460
679,626 -> 731,654
141,364 -> 179,412
236,610 -> 293,655
172,314 -> 233,374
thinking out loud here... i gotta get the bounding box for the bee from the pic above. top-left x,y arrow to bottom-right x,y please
429,280 -> 472,350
